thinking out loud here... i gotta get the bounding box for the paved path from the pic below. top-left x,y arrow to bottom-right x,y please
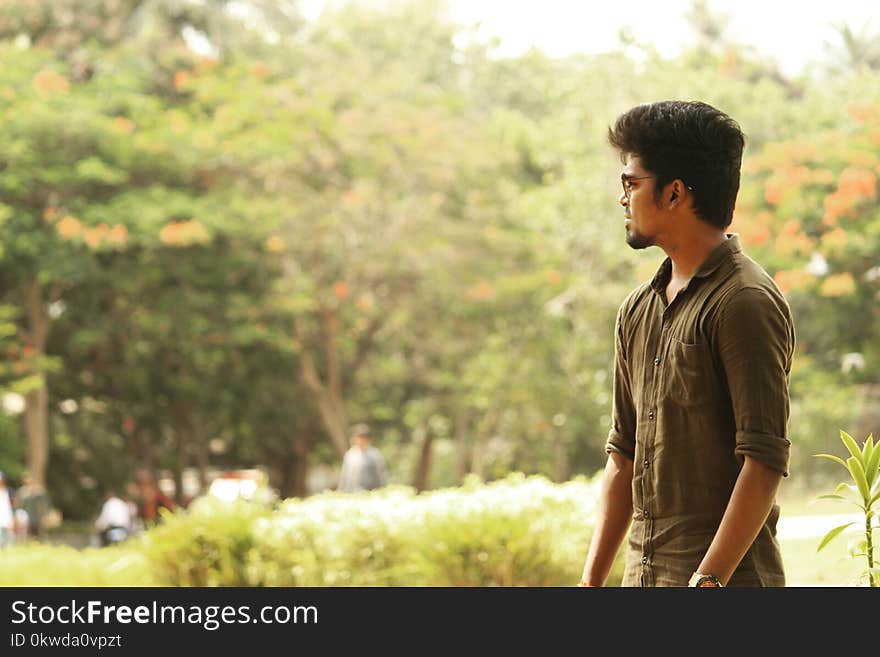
777,513 -> 864,541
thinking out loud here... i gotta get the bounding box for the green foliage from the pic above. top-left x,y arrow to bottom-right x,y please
0,543 -> 155,586
2,474 -> 618,587
141,498 -> 271,586
814,430 -> 880,586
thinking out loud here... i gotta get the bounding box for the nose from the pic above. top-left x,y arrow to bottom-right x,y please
619,190 -> 628,207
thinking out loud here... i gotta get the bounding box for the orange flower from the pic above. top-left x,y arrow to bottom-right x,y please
33,70 -> 69,97
739,221 -> 771,247
822,191 -> 850,225
845,101 -> 880,125
160,222 -> 183,245
43,207 -> 59,222
837,168 -> 876,200
113,117 -> 134,134
250,61 -> 269,80
773,269 -> 813,295
108,224 -> 128,246
173,70 -> 190,90
84,229 -> 102,249
332,281 -> 349,300
820,272 -> 856,297
466,280 -> 495,301
56,215 -> 82,239
265,235 -> 285,253
820,227 -> 848,254
545,270 -> 563,286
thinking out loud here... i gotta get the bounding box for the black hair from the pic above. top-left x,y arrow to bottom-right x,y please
608,100 -> 745,229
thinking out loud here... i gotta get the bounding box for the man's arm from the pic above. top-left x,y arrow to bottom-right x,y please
694,455 -> 782,584
698,286 -> 794,584
580,451 -> 634,586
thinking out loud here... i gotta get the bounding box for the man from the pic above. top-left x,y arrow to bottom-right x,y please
94,489 -> 133,547
338,423 -> 388,493
579,101 -> 795,587
0,472 -> 14,548
15,471 -> 51,540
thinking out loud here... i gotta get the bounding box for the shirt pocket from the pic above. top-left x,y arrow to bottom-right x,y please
666,339 -> 717,407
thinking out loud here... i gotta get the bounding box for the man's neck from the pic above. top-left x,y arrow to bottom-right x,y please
662,227 -> 728,281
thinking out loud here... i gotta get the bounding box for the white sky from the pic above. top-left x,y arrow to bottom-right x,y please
445,0 -> 878,76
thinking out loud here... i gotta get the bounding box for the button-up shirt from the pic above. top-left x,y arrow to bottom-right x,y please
606,234 -> 795,587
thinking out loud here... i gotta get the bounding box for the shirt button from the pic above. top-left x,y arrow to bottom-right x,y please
653,357 -> 660,366
647,410 -> 655,420
643,511 -> 650,519
641,556 -> 648,564
644,459 -> 650,468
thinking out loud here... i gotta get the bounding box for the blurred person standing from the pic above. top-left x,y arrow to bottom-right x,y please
0,472 -> 14,548
16,471 -> 51,540
579,101 -> 794,588
134,470 -> 176,526
94,489 -> 133,547
338,423 -> 388,493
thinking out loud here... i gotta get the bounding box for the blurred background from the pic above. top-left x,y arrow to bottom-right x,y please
0,0 -> 878,580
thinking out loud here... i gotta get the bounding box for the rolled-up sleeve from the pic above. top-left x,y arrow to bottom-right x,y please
605,304 -> 636,461
716,286 -> 794,476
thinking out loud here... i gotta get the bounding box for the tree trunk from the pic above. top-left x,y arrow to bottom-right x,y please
553,431 -> 569,483
194,428 -> 210,494
454,409 -> 472,483
173,405 -> 191,504
291,439 -> 310,498
412,424 -> 434,493
471,407 -> 500,480
23,379 -> 49,487
296,316 -> 348,457
23,281 -> 51,487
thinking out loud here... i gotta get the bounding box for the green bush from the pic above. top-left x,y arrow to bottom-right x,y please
144,472 -> 618,587
140,498 -> 270,586
0,474 -> 621,587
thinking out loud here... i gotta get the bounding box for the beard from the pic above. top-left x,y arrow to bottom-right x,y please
625,225 -> 654,250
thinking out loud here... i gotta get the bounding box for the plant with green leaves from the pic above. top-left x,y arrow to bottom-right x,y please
814,430 -> 880,586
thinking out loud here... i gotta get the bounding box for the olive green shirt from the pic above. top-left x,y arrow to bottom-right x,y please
606,234 -> 795,587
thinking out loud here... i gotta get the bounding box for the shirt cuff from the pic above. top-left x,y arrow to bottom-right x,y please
734,430 -> 791,477
605,429 -> 635,461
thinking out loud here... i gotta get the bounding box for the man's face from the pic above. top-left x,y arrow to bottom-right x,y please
620,155 -> 666,250
352,434 -> 370,450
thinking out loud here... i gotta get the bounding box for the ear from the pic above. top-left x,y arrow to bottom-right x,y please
667,180 -> 686,208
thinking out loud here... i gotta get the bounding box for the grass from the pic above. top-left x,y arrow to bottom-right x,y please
777,484 -> 871,586
781,536 -> 868,587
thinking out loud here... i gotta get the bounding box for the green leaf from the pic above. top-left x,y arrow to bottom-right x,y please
840,430 -> 862,461
864,435 -> 880,489
834,482 -> 849,495
870,491 -> 880,508
847,456 -> 871,501
815,494 -> 846,502
817,523 -> 855,552
814,453 -> 847,468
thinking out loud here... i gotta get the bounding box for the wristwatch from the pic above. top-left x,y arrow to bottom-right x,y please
688,572 -> 724,587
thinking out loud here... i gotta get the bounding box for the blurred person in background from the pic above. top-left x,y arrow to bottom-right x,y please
15,471 -> 51,540
134,470 -> 176,526
579,101 -> 794,588
338,423 -> 388,493
94,488 -> 133,547
0,472 -> 14,548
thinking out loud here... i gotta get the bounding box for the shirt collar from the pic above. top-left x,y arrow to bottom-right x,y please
649,233 -> 741,295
